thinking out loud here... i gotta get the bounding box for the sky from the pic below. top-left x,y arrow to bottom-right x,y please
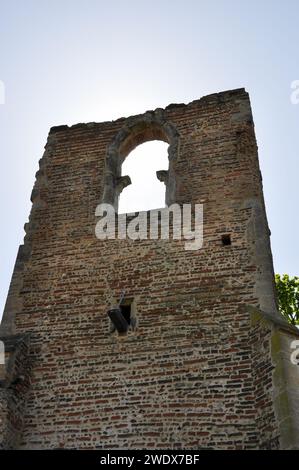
0,0 -> 298,320
118,141 -> 169,214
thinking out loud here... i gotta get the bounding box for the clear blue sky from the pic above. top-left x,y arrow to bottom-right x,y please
0,0 -> 298,319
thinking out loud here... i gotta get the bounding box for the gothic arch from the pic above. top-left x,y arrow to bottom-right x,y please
102,109 -> 180,210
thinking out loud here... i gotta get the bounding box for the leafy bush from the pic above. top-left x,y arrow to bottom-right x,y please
275,274 -> 299,326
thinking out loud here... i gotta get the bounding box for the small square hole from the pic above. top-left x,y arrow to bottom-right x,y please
222,234 -> 231,246
108,297 -> 136,335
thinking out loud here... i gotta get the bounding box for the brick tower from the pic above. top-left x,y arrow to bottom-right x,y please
1,88 -> 299,449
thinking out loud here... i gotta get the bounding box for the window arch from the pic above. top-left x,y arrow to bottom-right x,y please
102,110 -> 179,212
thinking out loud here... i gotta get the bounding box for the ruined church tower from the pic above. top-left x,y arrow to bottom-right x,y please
1,88 -> 299,449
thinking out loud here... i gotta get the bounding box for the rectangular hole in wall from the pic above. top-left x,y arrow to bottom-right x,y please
221,234 -> 231,246
120,303 -> 131,326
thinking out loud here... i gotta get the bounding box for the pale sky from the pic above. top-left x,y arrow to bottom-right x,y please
0,0 -> 299,320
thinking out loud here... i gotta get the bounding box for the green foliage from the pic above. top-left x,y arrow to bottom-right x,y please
275,274 -> 299,326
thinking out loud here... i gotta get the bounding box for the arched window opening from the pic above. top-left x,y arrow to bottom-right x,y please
118,141 -> 169,214
102,113 -> 179,210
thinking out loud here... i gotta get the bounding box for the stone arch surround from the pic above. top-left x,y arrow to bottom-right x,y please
102,109 -> 180,210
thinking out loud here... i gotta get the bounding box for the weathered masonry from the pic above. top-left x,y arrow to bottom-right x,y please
1,88 -> 299,449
